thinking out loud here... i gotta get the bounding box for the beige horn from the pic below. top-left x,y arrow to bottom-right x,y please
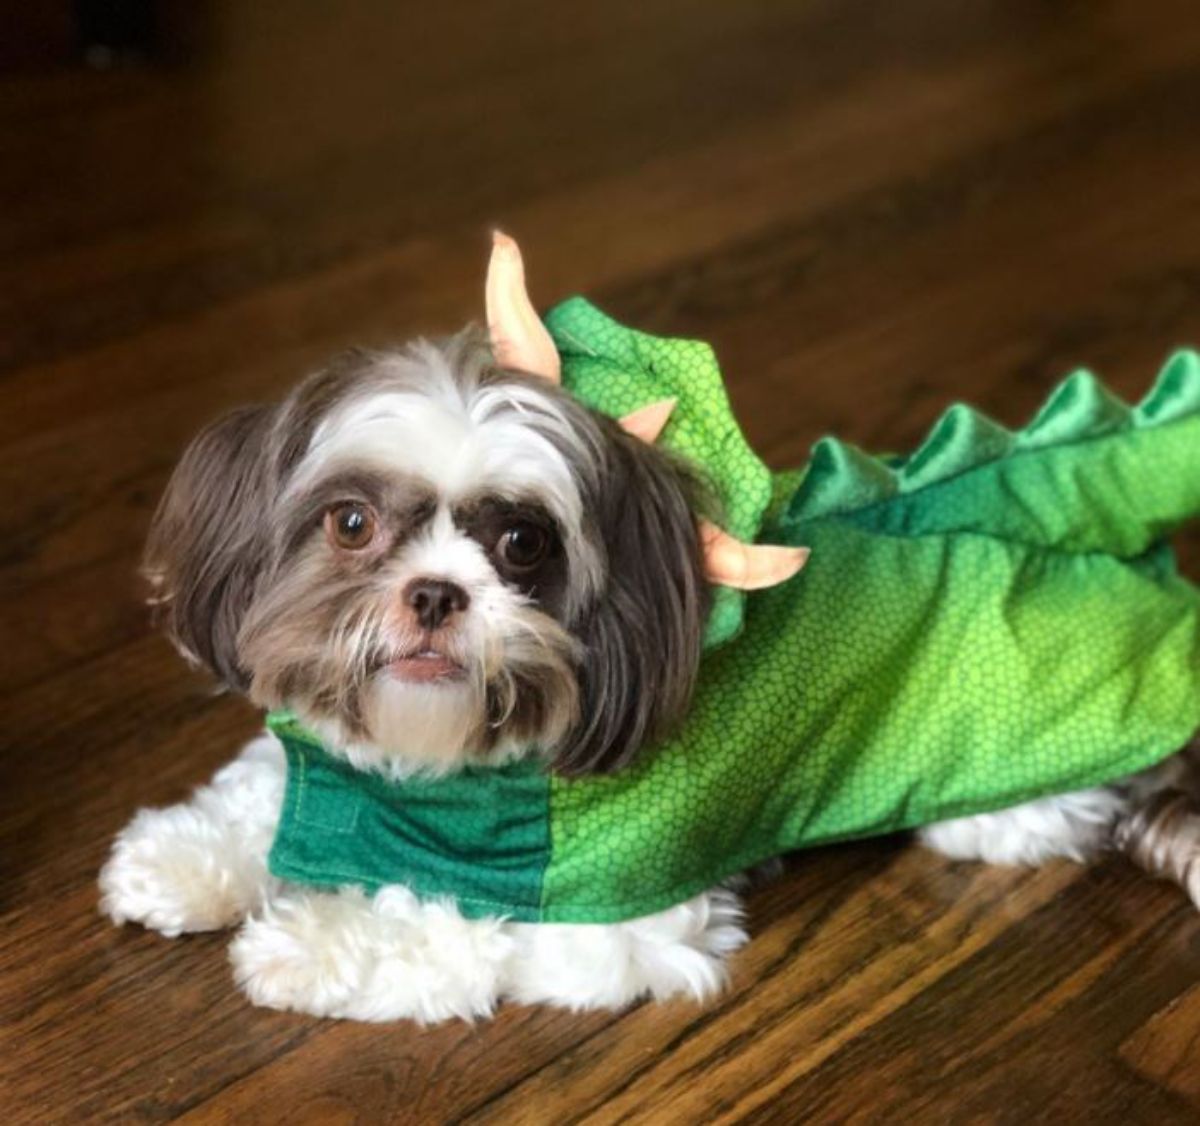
700,521 -> 809,590
618,401 -> 809,590
486,231 -> 561,383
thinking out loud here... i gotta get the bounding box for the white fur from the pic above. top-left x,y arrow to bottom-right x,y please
231,887 -> 515,1023
505,888 -> 746,1011
99,735 -> 284,935
298,346 -> 603,603
918,759 -> 1186,866
102,733 -> 745,1022
918,787 -> 1130,865
237,350 -> 613,782
312,510 -> 549,779
103,728 -> 1195,1022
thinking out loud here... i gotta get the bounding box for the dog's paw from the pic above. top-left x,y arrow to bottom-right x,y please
99,805 -> 267,936
506,888 -> 746,1011
230,887 -> 511,1023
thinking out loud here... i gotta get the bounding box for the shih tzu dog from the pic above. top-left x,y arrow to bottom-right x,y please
101,235 -> 1200,1023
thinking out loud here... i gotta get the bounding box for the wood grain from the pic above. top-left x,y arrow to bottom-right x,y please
3,2 -> 1200,1122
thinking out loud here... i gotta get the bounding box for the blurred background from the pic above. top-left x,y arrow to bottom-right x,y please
5,3 -> 1200,1122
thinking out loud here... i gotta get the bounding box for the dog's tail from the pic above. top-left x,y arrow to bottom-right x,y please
1116,768 -> 1200,907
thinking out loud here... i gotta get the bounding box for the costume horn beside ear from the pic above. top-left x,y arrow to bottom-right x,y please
698,522 -> 810,590
617,399 -> 810,591
486,231 -> 561,383
484,233 -> 809,592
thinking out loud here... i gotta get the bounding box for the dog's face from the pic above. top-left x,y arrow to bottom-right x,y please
146,332 -> 711,776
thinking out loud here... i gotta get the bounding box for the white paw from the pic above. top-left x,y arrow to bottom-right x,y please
100,805 -> 268,937
506,888 -> 746,1011
230,886 -> 512,1024
919,786 -> 1129,865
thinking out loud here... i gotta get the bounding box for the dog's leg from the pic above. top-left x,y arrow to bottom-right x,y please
99,733 -> 284,936
229,885 -> 513,1022
503,888 -> 747,1011
920,752 -> 1197,870
233,886 -> 745,1021
918,786 -> 1131,866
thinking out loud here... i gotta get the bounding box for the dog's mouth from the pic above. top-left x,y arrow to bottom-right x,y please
386,645 -> 466,684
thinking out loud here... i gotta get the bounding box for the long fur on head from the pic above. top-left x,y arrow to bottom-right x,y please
551,419 -> 712,775
144,403 -> 279,689
145,330 -> 711,778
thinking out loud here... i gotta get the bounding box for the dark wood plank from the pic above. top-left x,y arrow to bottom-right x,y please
4,2 -> 1200,1122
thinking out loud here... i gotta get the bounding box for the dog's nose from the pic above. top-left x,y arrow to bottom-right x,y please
405,578 -> 470,631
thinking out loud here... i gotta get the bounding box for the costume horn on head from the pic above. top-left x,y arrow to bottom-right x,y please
486,231 -> 562,383
486,231 -> 809,591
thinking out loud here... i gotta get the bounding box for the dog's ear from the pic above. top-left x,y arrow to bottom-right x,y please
553,424 -> 712,776
144,405 -> 278,691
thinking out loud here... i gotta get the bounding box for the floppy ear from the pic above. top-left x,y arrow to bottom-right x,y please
553,424 -> 712,776
144,405 -> 278,692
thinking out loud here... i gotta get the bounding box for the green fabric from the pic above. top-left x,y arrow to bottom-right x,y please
268,719 -> 552,916
268,303 -> 1200,923
545,298 -> 772,648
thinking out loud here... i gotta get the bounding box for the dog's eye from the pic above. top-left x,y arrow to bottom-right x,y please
325,503 -> 378,551
498,522 -> 549,570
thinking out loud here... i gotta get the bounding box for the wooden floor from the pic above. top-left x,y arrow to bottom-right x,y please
4,2 -> 1200,1121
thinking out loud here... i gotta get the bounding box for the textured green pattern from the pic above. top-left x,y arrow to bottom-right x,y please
268,713 -> 553,912
543,353 -> 1200,920
546,298 -> 773,647
267,312 -> 1200,924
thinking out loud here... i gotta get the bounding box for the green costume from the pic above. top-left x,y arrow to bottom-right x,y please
267,300 -> 1200,923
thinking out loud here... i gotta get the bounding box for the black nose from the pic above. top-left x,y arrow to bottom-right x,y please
406,578 -> 470,631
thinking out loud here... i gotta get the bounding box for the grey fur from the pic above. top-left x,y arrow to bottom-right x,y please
552,421 -> 712,776
144,404 -> 279,691
146,330 -> 712,778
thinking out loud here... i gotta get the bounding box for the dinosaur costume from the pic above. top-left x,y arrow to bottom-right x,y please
266,296 -> 1200,923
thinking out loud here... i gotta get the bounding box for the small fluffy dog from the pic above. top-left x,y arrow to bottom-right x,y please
102,237 -> 1200,1023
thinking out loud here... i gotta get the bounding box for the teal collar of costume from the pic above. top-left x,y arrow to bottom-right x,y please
267,301 -> 1200,923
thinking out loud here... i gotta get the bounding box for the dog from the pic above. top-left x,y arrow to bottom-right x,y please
101,236 -> 1200,1023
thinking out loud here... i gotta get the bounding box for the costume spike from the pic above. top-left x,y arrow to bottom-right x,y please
619,398 -> 677,442
617,397 -> 809,590
1136,349 -> 1200,424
